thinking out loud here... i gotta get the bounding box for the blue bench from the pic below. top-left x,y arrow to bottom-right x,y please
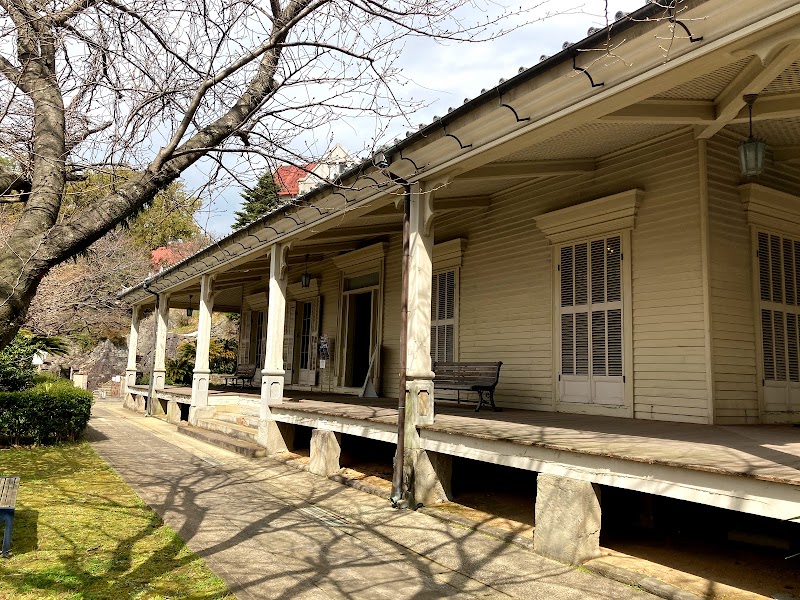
1,476 -> 19,558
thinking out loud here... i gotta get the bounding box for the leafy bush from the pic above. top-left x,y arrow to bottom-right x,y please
166,338 -> 237,385
0,379 -> 93,446
0,331 -> 68,391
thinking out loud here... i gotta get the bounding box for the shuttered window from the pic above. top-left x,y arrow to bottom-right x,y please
431,269 -> 457,363
559,235 -> 624,404
757,231 -> 800,412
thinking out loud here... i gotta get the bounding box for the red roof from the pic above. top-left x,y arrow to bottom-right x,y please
150,241 -> 203,272
274,163 -> 316,197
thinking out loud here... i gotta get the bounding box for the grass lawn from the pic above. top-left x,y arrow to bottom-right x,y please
0,442 -> 234,600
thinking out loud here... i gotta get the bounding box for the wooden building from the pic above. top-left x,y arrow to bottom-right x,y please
120,0 -> 800,565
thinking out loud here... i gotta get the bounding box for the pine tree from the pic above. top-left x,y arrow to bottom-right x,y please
232,171 -> 283,229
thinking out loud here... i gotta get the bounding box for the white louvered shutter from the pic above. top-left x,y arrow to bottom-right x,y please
758,231 -> 800,412
283,301 -> 296,384
431,270 -> 456,363
559,235 -> 624,405
239,310 -> 252,366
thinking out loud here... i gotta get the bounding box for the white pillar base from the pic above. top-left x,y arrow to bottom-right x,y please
191,369 -> 210,406
260,369 -> 285,406
407,377 -> 434,426
152,369 -> 166,390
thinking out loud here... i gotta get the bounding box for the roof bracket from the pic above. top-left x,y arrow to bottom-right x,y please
441,123 -> 472,150
282,211 -> 304,226
398,150 -> 421,171
572,53 -> 604,88
263,226 -> 280,236
669,12 -> 703,43
498,94 -> 530,122
331,191 -> 350,203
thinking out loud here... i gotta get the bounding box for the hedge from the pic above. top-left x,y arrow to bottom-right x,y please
0,379 -> 93,446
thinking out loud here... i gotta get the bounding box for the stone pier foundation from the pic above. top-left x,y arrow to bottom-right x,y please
534,473 -> 601,565
309,430 -> 342,477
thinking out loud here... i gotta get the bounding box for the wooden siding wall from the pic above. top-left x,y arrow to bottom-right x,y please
383,130 -> 711,422
625,133 -> 707,423
707,135 -> 800,424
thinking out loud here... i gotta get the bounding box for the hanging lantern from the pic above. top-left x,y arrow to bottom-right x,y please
186,295 -> 194,317
301,254 -> 311,288
738,94 -> 766,178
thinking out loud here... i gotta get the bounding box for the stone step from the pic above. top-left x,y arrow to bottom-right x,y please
214,411 -> 260,429
176,424 -> 266,458
197,418 -> 258,444
214,403 -> 260,417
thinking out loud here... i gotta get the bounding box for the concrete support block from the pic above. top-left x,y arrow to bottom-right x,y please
257,419 -> 290,454
309,430 -> 342,477
534,473 -> 601,565
408,449 -> 451,506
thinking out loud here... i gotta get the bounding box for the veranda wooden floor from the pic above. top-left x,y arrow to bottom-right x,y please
142,385 -> 800,487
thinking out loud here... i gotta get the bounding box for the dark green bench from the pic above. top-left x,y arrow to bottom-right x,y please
1,476 -> 20,558
222,364 -> 257,388
433,361 -> 503,412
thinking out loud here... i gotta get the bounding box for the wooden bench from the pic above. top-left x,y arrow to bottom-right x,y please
433,361 -> 503,412
1,476 -> 20,559
222,364 -> 256,388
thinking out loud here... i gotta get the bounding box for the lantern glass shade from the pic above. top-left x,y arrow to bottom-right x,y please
739,137 -> 766,178
301,272 -> 311,288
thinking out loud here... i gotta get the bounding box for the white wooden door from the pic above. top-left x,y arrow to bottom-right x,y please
283,301 -> 296,385
757,231 -> 800,413
298,296 -> 321,385
559,236 -> 624,405
239,310 -> 252,367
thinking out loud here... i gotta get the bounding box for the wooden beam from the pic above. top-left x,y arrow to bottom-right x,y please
602,93 -> 800,126
735,93 -> 800,122
774,145 -> 800,162
432,196 -> 492,211
312,223 -> 399,240
454,160 -> 595,182
601,100 -> 715,124
698,44 -> 800,139
289,241 -> 361,254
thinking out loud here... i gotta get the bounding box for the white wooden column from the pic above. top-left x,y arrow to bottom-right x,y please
406,181 -> 436,426
262,243 -> 289,405
191,274 -> 215,416
124,305 -> 141,394
257,243 -> 291,453
152,292 -> 170,391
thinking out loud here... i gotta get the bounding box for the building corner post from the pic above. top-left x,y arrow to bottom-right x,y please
149,292 -> 170,416
190,274 -> 216,424
124,305 -> 141,398
258,243 -> 290,452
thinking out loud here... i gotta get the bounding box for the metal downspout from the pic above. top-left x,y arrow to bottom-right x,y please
391,177 -> 411,508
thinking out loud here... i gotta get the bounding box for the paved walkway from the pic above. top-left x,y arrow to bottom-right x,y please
88,402 -> 655,600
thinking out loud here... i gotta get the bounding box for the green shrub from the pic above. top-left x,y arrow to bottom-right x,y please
0,379 -> 93,446
0,334 -> 39,391
0,331 -> 69,391
166,338 -> 237,385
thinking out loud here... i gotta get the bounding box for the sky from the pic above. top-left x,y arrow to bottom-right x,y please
192,0 -> 648,238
